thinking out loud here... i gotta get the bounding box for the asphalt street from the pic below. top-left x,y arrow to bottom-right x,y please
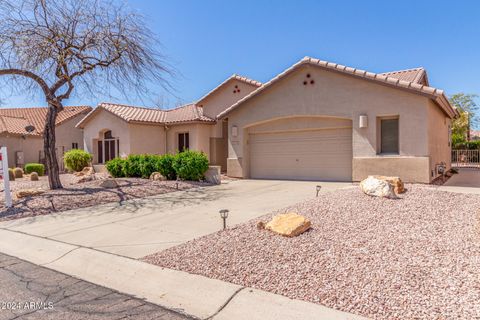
0,253 -> 193,320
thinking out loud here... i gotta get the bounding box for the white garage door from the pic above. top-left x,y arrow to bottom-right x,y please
249,127 -> 352,181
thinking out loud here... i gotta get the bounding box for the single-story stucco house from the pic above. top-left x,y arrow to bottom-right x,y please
77,57 -> 458,183
0,106 -> 92,168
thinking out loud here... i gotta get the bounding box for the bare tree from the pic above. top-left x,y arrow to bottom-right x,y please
0,0 -> 172,189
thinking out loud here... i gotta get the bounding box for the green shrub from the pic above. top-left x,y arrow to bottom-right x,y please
25,163 -> 45,176
140,154 -> 161,179
8,168 -> 15,181
63,149 -> 92,172
157,154 -> 176,180
172,150 -> 209,181
123,154 -> 144,178
105,158 -> 127,178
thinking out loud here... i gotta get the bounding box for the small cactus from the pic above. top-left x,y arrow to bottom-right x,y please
13,167 -> 23,178
30,172 -> 39,181
8,168 -> 15,181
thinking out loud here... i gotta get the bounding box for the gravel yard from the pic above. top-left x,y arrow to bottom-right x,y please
143,185 -> 480,319
0,174 -> 209,221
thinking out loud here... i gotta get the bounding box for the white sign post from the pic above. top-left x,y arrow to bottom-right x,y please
0,147 -> 12,208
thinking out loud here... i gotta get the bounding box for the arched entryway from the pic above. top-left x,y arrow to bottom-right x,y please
97,130 -> 119,163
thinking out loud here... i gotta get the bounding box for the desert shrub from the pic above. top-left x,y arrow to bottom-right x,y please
8,168 -> 15,181
13,167 -> 23,178
25,163 -> 45,176
63,149 -> 92,172
105,158 -> 127,178
30,172 -> 39,181
172,150 -> 209,181
157,154 -> 176,180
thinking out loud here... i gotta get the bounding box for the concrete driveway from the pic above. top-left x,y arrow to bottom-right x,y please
0,179 -> 351,258
439,168 -> 480,194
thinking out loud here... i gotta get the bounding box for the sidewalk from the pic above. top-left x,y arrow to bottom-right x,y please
0,227 -> 367,320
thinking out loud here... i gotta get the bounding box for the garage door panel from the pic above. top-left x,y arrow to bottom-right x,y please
249,127 -> 352,181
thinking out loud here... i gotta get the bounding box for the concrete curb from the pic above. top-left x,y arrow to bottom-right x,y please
0,228 -> 368,320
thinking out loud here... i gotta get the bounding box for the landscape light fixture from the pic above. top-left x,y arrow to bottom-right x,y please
316,185 -> 322,197
219,209 -> 229,230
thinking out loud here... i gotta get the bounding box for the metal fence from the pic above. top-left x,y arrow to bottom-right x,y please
452,149 -> 480,168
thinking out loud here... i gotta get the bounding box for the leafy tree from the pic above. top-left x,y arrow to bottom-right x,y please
0,0 -> 171,189
449,93 -> 478,139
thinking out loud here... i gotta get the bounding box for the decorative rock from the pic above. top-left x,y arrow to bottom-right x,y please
13,167 -> 23,178
360,176 -> 397,199
73,166 -> 94,177
99,178 -> 118,188
149,172 -> 166,181
15,188 -> 45,198
265,213 -> 311,237
30,172 -> 39,181
373,175 -> 404,194
204,166 -> 221,185
256,221 -> 266,230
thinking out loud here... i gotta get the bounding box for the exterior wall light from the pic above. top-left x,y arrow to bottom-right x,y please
359,115 -> 368,128
219,209 -> 229,230
316,185 -> 322,197
231,125 -> 238,137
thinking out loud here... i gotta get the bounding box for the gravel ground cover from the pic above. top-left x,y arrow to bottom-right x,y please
0,174 -> 208,221
144,185 -> 480,319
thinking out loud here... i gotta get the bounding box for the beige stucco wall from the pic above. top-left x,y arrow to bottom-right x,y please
0,134 -> 43,168
200,79 -> 259,122
82,110 -> 131,163
129,123 -> 166,155
427,99 -> 451,179
226,64 -> 447,182
166,123 -> 212,157
56,114 -> 87,153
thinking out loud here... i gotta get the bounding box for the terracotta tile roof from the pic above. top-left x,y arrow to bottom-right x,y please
76,102 -> 215,128
217,57 -> 458,119
0,106 -> 92,136
99,102 -> 166,123
164,103 -> 215,124
381,68 -> 429,85
196,74 -> 262,105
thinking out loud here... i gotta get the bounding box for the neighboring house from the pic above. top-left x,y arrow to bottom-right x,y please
470,130 -> 480,141
77,57 -> 457,183
76,75 -> 261,170
0,106 -> 92,168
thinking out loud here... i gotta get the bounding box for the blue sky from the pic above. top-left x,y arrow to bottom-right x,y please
2,0 -> 480,112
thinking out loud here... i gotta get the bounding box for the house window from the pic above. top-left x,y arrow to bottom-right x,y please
72,142 -> 78,149
380,118 -> 399,154
178,133 -> 189,151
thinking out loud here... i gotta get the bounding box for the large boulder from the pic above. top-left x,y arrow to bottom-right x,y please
373,175 -> 404,194
360,176 -> 397,199
204,166 -> 221,185
100,178 -> 118,189
74,166 -> 94,177
149,172 -> 166,181
15,188 -> 45,198
265,212 -> 311,237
